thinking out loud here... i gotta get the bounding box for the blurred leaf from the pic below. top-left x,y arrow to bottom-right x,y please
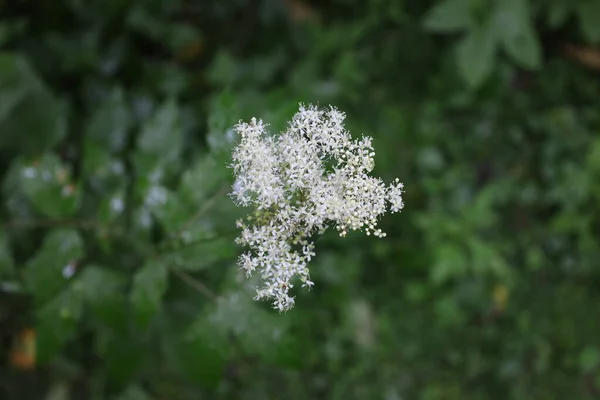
588,137 -> 600,172
577,2 -> 600,43
18,154 -> 81,218
579,346 -> 600,372
36,285 -> 84,363
179,155 -> 229,205
207,51 -> 239,87
97,330 -> 146,387
115,385 -> 152,400
130,261 -> 168,328
431,243 -> 467,285
97,190 -> 126,224
206,91 -> 240,159
469,238 -> 510,279
165,237 -> 235,271
77,265 -> 127,305
23,229 -> 84,304
144,186 -> 189,232
165,23 -> 202,56
85,87 -> 130,152
494,0 -> 541,68
206,291 -> 288,357
547,3 -> 571,28
455,24 -> 497,87
423,0 -> 472,33
0,228 -> 14,276
137,98 -> 182,162
166,323 -> 230,390
502,26 -> 541,69
0,53 -> 67,153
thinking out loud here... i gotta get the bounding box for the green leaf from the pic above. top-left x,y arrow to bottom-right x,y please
116,385 -> 152,400
502,26 -> 541,69
165,237 -> 235,271
468,238 -> 511,279
577,2 -> 600,43
494,0 -> 541,68
23,229 -> 84,304
130,261 -> 168,328
180,155 -> 229,205
579,346 -> 600,372
431,244 -> 467,285
144,186 -> 190,232
547,3 -> 572,28
18,154 -> 81,218
422,0 -> 473,33
204,291 -> 289,357
77,265 -> 127,305
97,189 -> 126,224
0,54 -> 28,123
85,87 -> 130,152
0,228 -> 14,277
166,323 -> 230,390
36,285 -> 84,362
0,53 -> 67,153
137,98 -> 182,162
96,330 -> 146,387
206,91 -> 239,159
455,25 -> 497,88
76,265 -> 129,330
587,138 -> 600,173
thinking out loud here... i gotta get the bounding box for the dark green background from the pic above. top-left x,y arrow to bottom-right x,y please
1,0 -> 600,398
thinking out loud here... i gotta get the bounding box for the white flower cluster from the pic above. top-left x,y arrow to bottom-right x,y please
230,104 -> 404,311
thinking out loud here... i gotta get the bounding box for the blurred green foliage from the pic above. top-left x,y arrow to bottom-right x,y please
1,0 -> 600,398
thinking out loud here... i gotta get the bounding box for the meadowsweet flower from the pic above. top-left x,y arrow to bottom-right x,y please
230,104 -> 404,311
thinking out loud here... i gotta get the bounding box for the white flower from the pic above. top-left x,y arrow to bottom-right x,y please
230,104 -> 405,311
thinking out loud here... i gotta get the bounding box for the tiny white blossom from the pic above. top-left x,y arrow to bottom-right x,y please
230,104 -> 405,311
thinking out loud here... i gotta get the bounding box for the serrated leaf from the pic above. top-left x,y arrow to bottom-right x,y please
85,87 -> 130,152
577,2 -> 600,43
23,229 -> 84,304
130,261 -> 168,328
18,154 -> 81,218
422,0 -> 473,33
455,25 -> 498,88
36,285 -> 84,362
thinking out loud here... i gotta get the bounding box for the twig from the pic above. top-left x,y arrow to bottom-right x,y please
2,216 -> 222,303
171,268 -> 218,301
3,218 -> 102,230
